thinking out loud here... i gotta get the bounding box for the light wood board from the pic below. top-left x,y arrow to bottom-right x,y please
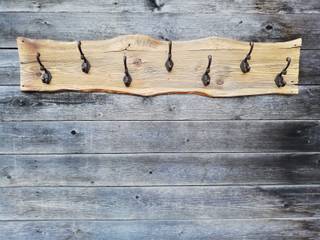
17,35 -> 301,97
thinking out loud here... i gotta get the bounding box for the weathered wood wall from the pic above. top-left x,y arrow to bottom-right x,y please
0,0 -> 319,239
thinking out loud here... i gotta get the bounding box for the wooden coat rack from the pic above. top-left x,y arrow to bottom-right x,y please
17,35 -> 301,97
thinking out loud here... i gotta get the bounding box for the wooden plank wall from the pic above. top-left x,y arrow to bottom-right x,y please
0,0 -> 319,239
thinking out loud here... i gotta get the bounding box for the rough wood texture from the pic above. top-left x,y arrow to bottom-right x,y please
0,13 -> 317,49
2,49 -> 320,86
1,86 -> 320,121
1,0 -> 320,14
17,36 -> 301,97
0,153 -> 319,187
1,1 -> 320,238
0,185 -> 319,220
0,219 -> 319,240
0,121 -> 319,154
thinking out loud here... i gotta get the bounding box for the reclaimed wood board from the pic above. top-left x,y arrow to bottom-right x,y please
1,85 -> 320,121
1,0 -> 320,239
1,12 -> 319,50
1,0 -> 320,13
0,219 -> 319,240
17,35 -> 301,97
1,153 -> 319,187
0,185 -> 319,220
0,121 -> 319,154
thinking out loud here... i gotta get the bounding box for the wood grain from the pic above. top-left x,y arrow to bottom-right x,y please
0,185 -> 319,220
1,1 -> 319,238
0,153 -> 319,187
17,35 -> 301,97
1,85 -> 320,121
0,12 -> 316,49
1,0 -> 320,14
0,219 -> 319,240
0,121 -> 319,154
2,49 -> 320,86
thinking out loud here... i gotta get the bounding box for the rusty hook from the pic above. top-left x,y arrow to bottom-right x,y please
78,41 -> 91,74
240,42 -> 254,73
201,55 -> 213,86
165,40 -> 174,72
36,53 -> 51,84
123,55 -> 132,87
274,57 -> 291,87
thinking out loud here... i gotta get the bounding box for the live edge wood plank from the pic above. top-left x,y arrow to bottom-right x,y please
17,35 -> 301,97
0,185 -> 319,220
0,121 -> 319,154
0,219 -> 319,240
2,49 -> 320,86
0,153 -> 319,187
1,85 -> 320,121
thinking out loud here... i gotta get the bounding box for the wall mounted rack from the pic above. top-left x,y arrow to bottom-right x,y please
17,35 -> 301,97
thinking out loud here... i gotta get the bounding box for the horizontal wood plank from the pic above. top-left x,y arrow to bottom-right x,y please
0,153 -> 319,187
0,219 -> 319,240
0,185 -> 319,220
0,121 -> 319,154
0,13 -> 319,49
17,36 -> 301,97
0,0 -> 319,14
1,48 -> 320,86
1,85 -> 320,121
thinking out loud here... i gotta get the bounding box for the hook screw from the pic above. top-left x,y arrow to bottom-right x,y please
274,57 -> 291,87
165,40 -> 174,72
201,55 -> 213,86
123,56 -> 132,87
240,42 -> 254,73
78,41 -> 91,74
36,53 -> 51,84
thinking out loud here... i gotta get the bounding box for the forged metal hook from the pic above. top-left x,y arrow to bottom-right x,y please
165,40 -> 174,72
274,57 -> 291,88
123,55 -> 132,87
240,42 -> 254,73
201,55 -> 212,86
78,41 -> 91,74
36,53 -> 52,84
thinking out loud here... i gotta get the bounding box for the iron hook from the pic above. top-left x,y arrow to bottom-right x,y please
36,53 -> 52,84
165,40 -> 174,72
123,55 -> 132,87
78,41 -> 91,74
201,55 -> 213,86
274,57 -> 291,87
240,42 -> 254,73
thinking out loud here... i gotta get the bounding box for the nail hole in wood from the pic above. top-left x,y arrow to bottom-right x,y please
266,24 -> 273,30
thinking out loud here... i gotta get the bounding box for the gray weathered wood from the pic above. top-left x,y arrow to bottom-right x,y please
0,153 -> 319,187
0,185 -> 319,220
0,121 -> 319,154
0,12 -> 318,49
0,219 -> 319,240
0,50 -> 19,86
0,0 -> 319,14
0,2 -> 319,238
1,85 -> 320,121
1,49 -> 319,85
